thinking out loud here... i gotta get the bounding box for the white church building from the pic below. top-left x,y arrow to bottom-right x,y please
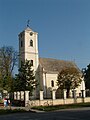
18,27 -> 85,99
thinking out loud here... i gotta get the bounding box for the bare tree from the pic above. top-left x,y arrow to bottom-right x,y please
0,46 -> 18,92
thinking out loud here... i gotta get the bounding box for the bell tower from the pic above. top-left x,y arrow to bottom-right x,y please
18,27 -> 39,72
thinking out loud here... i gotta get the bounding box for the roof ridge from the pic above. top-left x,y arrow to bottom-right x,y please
39,57 -> 79,73
39,57 -> 74,63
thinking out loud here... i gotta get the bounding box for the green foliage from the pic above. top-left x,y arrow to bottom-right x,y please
0,72 -> 3,91
84,64 -> 90,89
57,67 -> 82,97
14,60 -> 37,94
3,76 -> 14,93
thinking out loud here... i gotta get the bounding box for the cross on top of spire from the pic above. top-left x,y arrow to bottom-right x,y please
27,20 -> 30,27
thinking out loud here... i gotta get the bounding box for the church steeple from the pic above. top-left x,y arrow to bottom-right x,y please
18,26 -> 39,72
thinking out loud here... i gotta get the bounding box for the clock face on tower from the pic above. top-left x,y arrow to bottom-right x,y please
30,32 -> 33,36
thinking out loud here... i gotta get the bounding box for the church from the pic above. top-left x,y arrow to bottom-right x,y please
18,27 -> 85,99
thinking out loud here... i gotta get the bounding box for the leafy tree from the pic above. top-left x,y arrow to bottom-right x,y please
84,64 -> 90,89
57,67 -> 82,98
0,71 -> 3,91
14,60 -> 37,95
0,46 -> 18,93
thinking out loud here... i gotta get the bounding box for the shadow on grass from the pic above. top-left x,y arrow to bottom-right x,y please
32,102 -> 90,111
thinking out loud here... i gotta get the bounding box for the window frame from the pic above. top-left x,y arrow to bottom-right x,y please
30,32 -> 33,36
30,39 -> 33,47
51,80 -> 54,87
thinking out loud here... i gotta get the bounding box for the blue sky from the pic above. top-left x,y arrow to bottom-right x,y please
0,0 -> 90,72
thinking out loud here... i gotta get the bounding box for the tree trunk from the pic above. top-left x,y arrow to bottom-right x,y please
66,88 -> 70,98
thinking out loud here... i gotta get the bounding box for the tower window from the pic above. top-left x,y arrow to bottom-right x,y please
51,80 -> 54,87
30,40 -> 33,47
30,32 -> 33,36
30,60 -> 33,66
21,41 -> 23,47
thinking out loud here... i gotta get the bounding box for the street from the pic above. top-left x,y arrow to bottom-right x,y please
0,108 -> 90,120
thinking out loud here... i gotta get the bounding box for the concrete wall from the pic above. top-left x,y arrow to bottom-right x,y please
28,97 -> 90,107
85,97 -> 90,102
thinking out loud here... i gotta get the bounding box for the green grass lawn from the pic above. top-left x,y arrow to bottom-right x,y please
32,102 -> 90,111
0,102 -> 90,114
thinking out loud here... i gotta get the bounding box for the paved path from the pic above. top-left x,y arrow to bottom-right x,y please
0,107 -> 90,120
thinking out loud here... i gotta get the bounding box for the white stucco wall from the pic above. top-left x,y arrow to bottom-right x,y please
42,73 -> 58,98
19,28 -> 39,72
42,72 -> 85,98
24,30 -> 39,71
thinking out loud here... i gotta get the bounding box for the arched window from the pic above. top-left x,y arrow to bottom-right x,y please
51,80 -> 54,87
30,60 -> 33,66
30,40 -> 33,47
30,32 -> 33,36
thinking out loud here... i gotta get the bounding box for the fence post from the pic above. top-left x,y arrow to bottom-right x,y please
81,79 -> 85,102
25,91 -> 29,106
17,91 -> 20,100
14,92 -> 17,100
72,89 -> 77,103
40,91 -> 43,100
52,90 -> 56,100
63,89 -> 66,104
20,91 -> 24,100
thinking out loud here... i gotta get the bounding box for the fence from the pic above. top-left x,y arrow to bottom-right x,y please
26,97 -> 90,107
13,90 -> 90,107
